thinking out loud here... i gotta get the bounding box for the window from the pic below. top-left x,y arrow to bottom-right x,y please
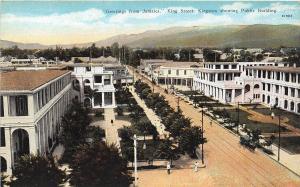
176,70 -> 179,76
0,128 -> 5,146
276,72 -> 280,80
168,70 -> 171,74
276,85 -> 279,93
0,96 -> 4,117
86,66 -> 91,72
285,73 -> 289,82
215,65 -> 221,69
291,73 -> 296,83
232,65 -> 237,69
262,83 -> 265,91
285,87 -> 288,96
9,95 -> 28,116
224,65 -> 229,69
291,88 -> 295,97
94,75 -> 102,83
184,70 -> 187,75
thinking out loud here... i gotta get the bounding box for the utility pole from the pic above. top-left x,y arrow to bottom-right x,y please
236,102 -> 240,134
201,109 -> 204,164
278,115 -> 281,162
133,134 -> 138,186
177,97 -> 180,112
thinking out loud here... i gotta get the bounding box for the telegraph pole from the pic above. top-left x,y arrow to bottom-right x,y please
133,134 -> 138,186
201,109 -> 204,164
177,97 -> 180,112
278,115 -> 281,161
236,102 -> 240,134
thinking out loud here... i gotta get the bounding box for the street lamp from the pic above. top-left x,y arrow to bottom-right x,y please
133,134 -> 138,186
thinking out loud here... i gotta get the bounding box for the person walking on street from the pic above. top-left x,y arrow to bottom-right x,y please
194,161 -> 199,172
167,161 -> 171,175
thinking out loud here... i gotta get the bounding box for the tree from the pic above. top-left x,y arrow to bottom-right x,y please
179,126 -> 206,158
70,142 -> 132,187
10,154 -> 66,187
61,101 -> 91,147
154,139 -> 178,165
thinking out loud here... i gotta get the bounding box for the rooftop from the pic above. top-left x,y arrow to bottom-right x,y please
0,70 -> 70,92
246,66 -> 300,73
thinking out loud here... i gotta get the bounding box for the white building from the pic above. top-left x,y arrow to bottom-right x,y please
139,59 -> 173,75
193,61 -> 284,104
0,70 -> 72,174
152,62 -> 201,90
245,66 -> 300,114
71,64 -> 116,108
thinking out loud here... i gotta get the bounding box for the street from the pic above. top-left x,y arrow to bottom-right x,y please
129,67 -> 300,186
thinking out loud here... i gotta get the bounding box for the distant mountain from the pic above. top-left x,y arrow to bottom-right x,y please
0,40 -> 48,49
1,24 -> 300,49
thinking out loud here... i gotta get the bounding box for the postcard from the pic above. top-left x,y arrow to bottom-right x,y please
0,1 -> 300,186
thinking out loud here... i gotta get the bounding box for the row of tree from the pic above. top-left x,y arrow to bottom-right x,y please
134,80 -> 206,159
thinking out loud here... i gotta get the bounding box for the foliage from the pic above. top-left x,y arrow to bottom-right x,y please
61,101 -> 91,147
116,106 -> 124,116
179,127 -> 206,158
10,154 -> 66,187
70,142 -> 131,187
154,139 -> 178,164
95,110 -> 103,117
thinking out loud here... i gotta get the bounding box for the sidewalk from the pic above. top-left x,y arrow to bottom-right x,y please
129,86 -> 167,137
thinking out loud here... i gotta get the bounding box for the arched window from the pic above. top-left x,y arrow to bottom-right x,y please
267,95 -> 270,104
290,101 -> 295,111
12,129 -> 30,162
254,84 -> 260,89
284,100 -> 288,109
244,84 -> 250,93
1,156 -> 7,172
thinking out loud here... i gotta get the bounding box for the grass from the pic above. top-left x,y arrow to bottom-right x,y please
226,109 -> 290,133
253,108 -> 300,129
273,136 -> 300,154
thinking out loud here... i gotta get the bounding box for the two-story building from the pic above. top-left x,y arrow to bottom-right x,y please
152,62 -> 201,90
70,64 -> 116,108
0,70 -> 72,174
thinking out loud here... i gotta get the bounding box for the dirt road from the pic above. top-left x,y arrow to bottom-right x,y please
129,67 -> 300,186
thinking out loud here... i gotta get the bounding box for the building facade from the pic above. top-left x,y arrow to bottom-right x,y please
245,66 -> 300,114
152,62 -> 201,90
71,64 -> 116,108
193,62 -> 286,104
0,70 -> 72,174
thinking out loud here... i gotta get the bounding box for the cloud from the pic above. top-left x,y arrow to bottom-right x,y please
2,8 -> 105,27
221,2 -> 252,10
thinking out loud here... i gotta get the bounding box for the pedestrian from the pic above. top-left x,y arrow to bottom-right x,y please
210,120 -> 212,127
194,161 -> 199,172
111,119 -> 114,125
167,161 -> 171,175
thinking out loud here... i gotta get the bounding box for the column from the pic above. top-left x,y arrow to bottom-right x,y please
232,89 -> 235,103
4,127 -> 12,175
3,96 -> 9,116
27,95 -> 34,117
27,127 -> 38,155
112,92 -> 116,107
102,92 -> 105,107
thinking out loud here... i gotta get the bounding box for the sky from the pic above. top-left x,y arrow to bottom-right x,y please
1,1 -> 300,45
